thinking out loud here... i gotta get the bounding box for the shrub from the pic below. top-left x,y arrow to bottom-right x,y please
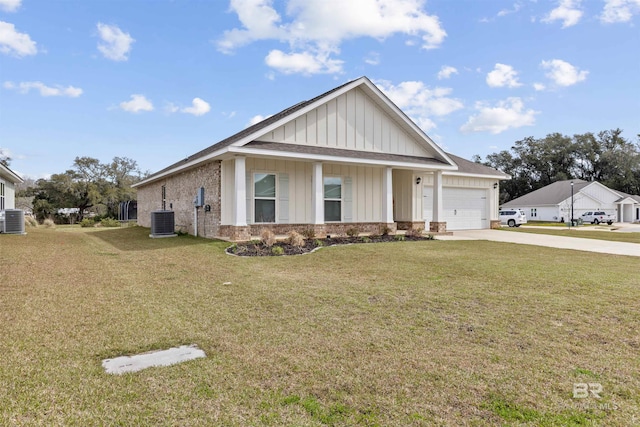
80,218 -> 95,228
271,246 -> 284,255
346,227 -> 360,238
379,225 -> 391,236
405,227 -> 424,238
361,236 -> 371,243
260,228 -> 276,247
100,218 -> 120,228
25,216 -> 38,228
43,218 -> 56,229
287,230 -> 305,247
394,234 -> 405,241
301,228 -> 316,239
425,234 -> 435,240
313,239 -> 324,247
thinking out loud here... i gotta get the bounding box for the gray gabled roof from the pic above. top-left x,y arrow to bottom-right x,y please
135,76 -> 463,187
502,179 -> 591,207
445,153 -> 510,179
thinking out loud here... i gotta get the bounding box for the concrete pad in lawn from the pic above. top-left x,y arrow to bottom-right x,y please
102,344 -> 206,374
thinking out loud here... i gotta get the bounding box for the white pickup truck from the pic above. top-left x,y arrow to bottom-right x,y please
580,211 -> 615,225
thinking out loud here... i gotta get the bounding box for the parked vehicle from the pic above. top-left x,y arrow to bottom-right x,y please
580,211 -> 614,225
499,209 -> 527,227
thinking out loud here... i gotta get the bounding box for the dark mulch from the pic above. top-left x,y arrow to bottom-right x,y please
226,234 -> 435,256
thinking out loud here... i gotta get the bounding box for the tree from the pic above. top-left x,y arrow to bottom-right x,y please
476,129 -> 640,202
31,156 -> 142,222
0,147 -> 11,167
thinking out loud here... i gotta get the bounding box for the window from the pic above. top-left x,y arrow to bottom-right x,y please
254,173 -> 276,223
0,182 -> 4,210
161,185 -> 166,210
324,177 -> 342,222
531,208 -> 537,218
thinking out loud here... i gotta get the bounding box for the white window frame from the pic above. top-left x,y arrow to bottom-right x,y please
253,172 -> 277,224
323,176 -> 342,222
0,182 -> 4,210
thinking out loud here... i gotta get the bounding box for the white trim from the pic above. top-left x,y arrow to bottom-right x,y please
229,146 -> 457,171
133,147 -> 228,187
233,156 -> 247,226
0,163 -> 23,184
311,162 -> 323,225
444,171 -> 510,180
252,171 -> 278,224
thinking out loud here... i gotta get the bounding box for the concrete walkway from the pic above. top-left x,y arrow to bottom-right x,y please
437,229 -> 640,257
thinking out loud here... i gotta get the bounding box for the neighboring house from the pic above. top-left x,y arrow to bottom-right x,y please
133,77 -> 508,240
501,179 -> 640,223
0,162 -> 24,211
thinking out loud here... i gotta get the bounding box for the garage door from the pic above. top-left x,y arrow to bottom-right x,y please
423,187 -> 489,230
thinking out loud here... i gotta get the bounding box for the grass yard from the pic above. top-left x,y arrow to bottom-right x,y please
1,227 -> 638,426
503,227 -> 640,244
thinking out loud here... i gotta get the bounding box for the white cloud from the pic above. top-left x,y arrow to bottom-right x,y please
0,0 -> 21,12
497,2 -> 523,17
460,97 -> 538,134
96,23 -> 134,61
375,79 -> 463,131
0,21 -> 37,57
181,98 -> 211,116
4,81 -> 82,97
533,82 -> 546,91
437,65 -> 458,80
364,51 -> 380,66
540,59 -> 588,86
486,63 -> 522,88
265,49 -> 344,75
247,114 -> 272,127
119,94 -> 153,113
542,0 -> 583,28
600,0 -> 640,23
217,0 -> 446,75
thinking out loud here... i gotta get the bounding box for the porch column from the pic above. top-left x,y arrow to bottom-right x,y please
430,170 -> 446,233
311,162 -> 324,224
382,167 -> 393,223
233,156 -> 247,226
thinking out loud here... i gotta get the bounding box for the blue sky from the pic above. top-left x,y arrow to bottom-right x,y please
1,0 -> 638,179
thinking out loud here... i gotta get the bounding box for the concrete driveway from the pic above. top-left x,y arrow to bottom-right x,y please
438,229 -> 640,257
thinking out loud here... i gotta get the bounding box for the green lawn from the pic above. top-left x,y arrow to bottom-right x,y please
504,226 -> 640,244
1,226 -> 638,426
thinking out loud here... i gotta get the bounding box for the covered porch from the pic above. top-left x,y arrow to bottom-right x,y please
218,155 -> 452,241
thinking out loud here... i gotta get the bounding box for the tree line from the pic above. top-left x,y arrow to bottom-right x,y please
473,129 -> 640,204
17,156 -> 144,222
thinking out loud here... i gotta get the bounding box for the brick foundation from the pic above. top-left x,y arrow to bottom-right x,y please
218,225 -> 251,241
429,221 -> 447,233
396,221 -> 426,231
490,220 -> 501,229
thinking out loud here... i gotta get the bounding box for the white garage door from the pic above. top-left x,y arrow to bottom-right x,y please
423,187 -> 489,230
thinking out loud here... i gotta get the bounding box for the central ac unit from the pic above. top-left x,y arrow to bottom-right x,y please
1,209 -> 26,235
150,210 -> 176,238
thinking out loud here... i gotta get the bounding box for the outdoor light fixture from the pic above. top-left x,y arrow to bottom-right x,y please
416,177 -> 422,185
493,182 -> 498,189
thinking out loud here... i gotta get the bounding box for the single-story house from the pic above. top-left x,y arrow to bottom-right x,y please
0,162 -> 24,211
501,179 -> 640,223
133,76 -> 508,240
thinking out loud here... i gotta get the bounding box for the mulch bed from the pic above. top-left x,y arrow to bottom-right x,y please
226,234 -> 434,256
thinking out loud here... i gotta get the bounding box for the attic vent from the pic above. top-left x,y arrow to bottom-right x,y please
1,209 -> 26,235
150,210 -> 176,238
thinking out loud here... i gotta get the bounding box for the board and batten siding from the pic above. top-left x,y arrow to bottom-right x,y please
580,183 -> 620,205
221,158 -> 384,225
257,88 -> 434,158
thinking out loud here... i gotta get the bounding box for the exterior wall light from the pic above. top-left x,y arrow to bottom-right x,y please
416,177 -> 422,185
